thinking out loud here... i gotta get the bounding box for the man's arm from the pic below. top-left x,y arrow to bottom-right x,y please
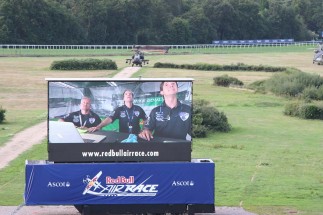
88,117 -> 112,132
138,107 -> 155,141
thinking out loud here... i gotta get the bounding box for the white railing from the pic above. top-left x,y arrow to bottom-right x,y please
0,41 -> 320,56
0,41 -> 320,50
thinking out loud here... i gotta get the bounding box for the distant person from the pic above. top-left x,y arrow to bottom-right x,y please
88,89 -> 147,134
139,52 -> 144,60
59,96 -> 101,129
139,81 -> 191,141
132,52 -> 141,64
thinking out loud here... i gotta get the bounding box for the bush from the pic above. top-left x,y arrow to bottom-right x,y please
0,106 -> 6,123
248,80 -> 266,93
298,104 -> 323,119
50,58 -> 117,70
317,85 -> 323,100
192,99 -> 231,138
302,86 -> 320,100
153,62 -> 287,72
302,85 -> 323,101
264,70 -> 323,98
284,101 -> 323,120
213,75 -> 244,87
284,102 -> 300,117
192,124 -> 208,138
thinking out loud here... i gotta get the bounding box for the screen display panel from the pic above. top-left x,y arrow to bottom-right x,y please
47,78 -> 193,162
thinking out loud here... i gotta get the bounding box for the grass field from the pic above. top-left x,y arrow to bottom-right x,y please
0,48 -> 322,215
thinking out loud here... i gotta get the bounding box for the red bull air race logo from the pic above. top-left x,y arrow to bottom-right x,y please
82,171 -> 158,197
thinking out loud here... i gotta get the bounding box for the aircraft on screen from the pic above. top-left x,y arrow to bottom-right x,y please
313,43 -> 323,65
82,171 -> 104,195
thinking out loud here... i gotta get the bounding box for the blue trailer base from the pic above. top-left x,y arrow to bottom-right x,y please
25,160 -> 215,214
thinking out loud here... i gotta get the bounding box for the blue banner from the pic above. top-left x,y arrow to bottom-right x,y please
212,39 -> 294,45
25,161 -> 215,205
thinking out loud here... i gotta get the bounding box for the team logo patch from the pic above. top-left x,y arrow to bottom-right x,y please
179,112 -> 189,121
156,112 -> 164,121
73,115 -> 80,123
134,111 -> 140,117
120,111 -> 126,118
89,117 -> 95,124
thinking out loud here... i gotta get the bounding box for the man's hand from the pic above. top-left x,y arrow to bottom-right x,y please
88,126 -> 99,132
138,129 -> 153,141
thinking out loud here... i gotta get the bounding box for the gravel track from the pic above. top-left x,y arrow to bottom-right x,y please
0,205 -> 257,215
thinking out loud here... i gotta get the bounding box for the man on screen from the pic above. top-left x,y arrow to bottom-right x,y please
139,81 -> 191,141
88,89 -> 147,134
59,96 -> 101,129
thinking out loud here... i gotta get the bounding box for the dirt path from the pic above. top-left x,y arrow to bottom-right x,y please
0,121 -> 47,169
0,66 -> 257,215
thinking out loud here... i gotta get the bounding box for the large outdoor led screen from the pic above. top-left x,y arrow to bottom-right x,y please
47,78 -> 193,162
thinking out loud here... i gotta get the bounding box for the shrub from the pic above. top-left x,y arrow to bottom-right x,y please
0,106 -> 6,123
264,70 -> 323,98
284,101 -> 323,120
317,85 -> 323,100
284,102 -> 300,117
153,62 -> 287,72
302,85 -> 323,101
192,124 -> 208,138
248,80 -> 266,93
298,104 -> 323,119
50,58 -> 117,70
302,86 -> 320,100
213,75 -> 244,87
192,99 -> 231,138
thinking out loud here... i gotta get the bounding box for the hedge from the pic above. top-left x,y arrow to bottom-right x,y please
154,62 -> 287,72
50,58 -> 117,70
0,106 -> 6,123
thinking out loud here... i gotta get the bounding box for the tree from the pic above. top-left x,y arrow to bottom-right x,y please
292,0 -> 323,39
0,0 -> 322,44
261,1 -> 311,40
0,0 -> 85,44
231,0 -> 266,39
168,17 -> 191,44
203,0 -> 238,40
182,7 -> 213,44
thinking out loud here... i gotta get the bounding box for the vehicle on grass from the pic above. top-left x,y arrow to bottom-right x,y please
133,45 -> 170,54
126,50 -> 149,67
313,43 -> 323,65
125,45 -> 170,67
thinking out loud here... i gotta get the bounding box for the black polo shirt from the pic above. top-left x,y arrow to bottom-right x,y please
110,105 -> 147,134
62,110 -> 102,127
145,101 -> 191,140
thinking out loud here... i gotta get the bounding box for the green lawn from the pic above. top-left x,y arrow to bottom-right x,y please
137,68 -> 323,215
0,51 -> 322,215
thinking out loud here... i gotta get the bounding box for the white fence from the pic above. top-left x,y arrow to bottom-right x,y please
0,41 -> 320,50
0,41 -> 320,56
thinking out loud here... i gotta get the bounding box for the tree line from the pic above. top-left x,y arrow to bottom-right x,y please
0,0 -> 322,45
